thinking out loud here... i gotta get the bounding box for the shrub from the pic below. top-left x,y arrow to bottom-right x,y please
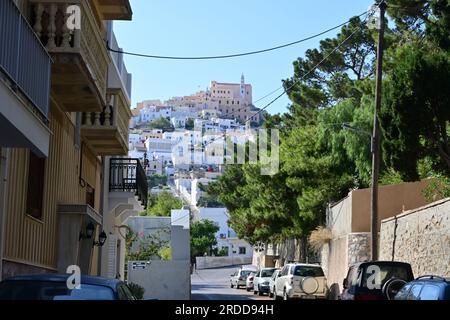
309,226 -> 332,253
128,282 -> 145,300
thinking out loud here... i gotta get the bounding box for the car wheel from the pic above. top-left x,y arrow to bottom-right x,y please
258,285 -> 263,296
253,289 -> 257,295
236,284 -> 240,289
269,291 -> 273,298
230,283 -> 234,288
272,291 -> 278,300
383,278 -> 407,300
246,287 -> 251,292
283,289 -> 290,301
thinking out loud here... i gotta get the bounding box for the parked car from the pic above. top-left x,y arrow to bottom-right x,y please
394,276 -> 450,300
230,267 -> 257,289
341,261 -> 414,300
246,272 -> 256,292
253,268 -> 278,296
0,274 -> 136,300
273,263 -> 328,300
269,269 -> 281,298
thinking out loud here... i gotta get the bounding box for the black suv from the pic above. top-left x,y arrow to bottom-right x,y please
394,276 -> 450,300
341,261 -> 414,300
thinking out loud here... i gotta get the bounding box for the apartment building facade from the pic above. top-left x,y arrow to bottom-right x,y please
0,0 -> 141,280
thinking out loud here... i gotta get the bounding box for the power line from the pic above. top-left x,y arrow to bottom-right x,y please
243,22 -> 366,125
198,22 -> 366,150
106,11 -> 368,60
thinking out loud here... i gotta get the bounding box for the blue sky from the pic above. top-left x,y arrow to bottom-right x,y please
113,0 -> 374,115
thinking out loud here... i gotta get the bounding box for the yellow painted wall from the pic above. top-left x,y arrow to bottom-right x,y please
3,103 -> 102,272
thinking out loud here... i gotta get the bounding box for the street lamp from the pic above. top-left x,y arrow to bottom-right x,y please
342,119 -> 381,261
79,222 -> 95,241
93,231 -> 108,247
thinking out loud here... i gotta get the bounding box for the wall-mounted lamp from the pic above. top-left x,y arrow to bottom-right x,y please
93,231 -> 107,247
79,222 -> 95,241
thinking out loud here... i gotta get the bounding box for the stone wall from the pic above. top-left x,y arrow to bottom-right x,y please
380,198 -> 450,277
347,233 -> 371,265
320,233 -> 370,299
195,256 -> 252,270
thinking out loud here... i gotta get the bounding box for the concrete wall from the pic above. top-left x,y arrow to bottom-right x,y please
321,236 -> 347,294
128,260 -> 191,300
328,195 -> 352,237
196,256 -> 252,270
351,180 -> 431,233
380,198 -> 450,278
126,211 -> 191,299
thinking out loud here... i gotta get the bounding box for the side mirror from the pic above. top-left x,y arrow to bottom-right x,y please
343,278 -> 349,289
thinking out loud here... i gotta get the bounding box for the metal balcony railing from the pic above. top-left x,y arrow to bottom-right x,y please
109,158 -> 148,208
0,0 -> 51,120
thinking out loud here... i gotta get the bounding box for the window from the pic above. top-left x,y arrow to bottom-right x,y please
293,266 -> 324,277
0,281 -> 115,300
407,284 -> 423,300
238,247 -> 246,255
395,283 -> 413,300
419,285 -> 440,300
86,185 -> 95,208
261,269 -> 276,278
26,151 -> 46,219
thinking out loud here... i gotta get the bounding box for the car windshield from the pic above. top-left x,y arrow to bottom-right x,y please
240,270 -> 253,277
260,269 -> 276,277
361,264 -> 410,288
0,281 -> 115,300
293,266 -> 324,277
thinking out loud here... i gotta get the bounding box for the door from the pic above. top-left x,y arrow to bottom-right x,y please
275,266 -> 288,295
254,271 -> 260,290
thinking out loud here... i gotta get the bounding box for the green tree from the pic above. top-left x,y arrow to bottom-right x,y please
142,191 -> 183,217
381,42 -> 450,180
148,117 -> 174,131
148,174 -> 168,188
185,118 -> 195,130
190,220 -> 219,262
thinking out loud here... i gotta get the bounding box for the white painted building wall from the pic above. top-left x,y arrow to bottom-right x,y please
126,211 -> 191,300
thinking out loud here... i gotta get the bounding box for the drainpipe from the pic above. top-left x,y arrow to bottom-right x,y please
0,148 -> 10,280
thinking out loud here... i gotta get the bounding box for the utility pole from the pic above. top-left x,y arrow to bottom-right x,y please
371,0 -> 387,261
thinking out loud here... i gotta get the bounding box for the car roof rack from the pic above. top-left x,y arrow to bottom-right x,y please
416,275 -> 447,282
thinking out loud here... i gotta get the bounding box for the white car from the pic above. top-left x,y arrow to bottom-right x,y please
273,263 -> 329,300
269,269 -> 281,298
253,268 -> 278,296
246,272 -> 256,292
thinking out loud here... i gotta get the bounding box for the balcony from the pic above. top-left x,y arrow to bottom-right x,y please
81,91 -> 131,156
106,24 -> 132,101
95,0 -> 133,21
30,0 -> 111,112
109,158 -> 148,209
0,0 -> 52,157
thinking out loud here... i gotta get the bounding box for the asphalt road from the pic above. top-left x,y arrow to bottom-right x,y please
191,265 -> 271,300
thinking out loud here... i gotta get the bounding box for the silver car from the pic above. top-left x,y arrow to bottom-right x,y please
254,268 -> 278,296
246,272 -> 256,291
230,268 -> 256,289
269,269 -> 281,298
